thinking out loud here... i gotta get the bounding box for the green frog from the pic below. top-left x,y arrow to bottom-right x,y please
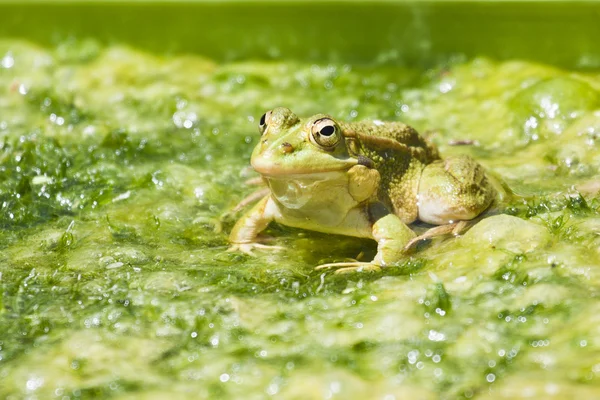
229,107 -> 501,273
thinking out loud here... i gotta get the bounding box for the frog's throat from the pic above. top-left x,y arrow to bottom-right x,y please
251,157 -> 359,177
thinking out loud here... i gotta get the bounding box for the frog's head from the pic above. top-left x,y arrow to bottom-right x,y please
251,107 -> 357,176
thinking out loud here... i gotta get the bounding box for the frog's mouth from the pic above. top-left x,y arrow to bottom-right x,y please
251,156 -> 358,177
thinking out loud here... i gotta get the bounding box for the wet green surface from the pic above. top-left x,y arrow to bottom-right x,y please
2,1 -> 600,70
1,38 -> 600,399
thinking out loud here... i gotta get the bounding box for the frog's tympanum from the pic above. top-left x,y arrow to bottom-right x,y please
229,107 -> 500,273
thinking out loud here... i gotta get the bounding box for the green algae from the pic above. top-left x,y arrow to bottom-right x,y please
1,40 -> 600,399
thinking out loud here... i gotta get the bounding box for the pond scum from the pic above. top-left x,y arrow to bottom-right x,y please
1,39 -> 600,399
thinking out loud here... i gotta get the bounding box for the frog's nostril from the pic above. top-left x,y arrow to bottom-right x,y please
280,142 -> 294,154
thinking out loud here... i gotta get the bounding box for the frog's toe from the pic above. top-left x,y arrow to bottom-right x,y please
252,243 -> 285,251
334,264 -> 381,274
315,261 -> 381,273
227,243 -> 256,256
228,243 -> 284,256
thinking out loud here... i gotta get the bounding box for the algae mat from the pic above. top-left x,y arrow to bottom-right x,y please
1,40 -> 600,399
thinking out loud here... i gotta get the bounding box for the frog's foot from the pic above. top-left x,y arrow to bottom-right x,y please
315,261 -> 381,274
404,220 -> 470,251
227,242 -> 285,256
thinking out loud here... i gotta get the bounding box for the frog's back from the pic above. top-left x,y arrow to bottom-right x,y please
341,120 -> 438,158
340,120 -> 440,223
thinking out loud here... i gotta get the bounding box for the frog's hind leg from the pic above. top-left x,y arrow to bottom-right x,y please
417,155 -> 497,226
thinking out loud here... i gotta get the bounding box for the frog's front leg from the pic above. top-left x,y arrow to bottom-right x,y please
372,213 -> 418,266
316,208 -> 416,274
228,195 -> 284,255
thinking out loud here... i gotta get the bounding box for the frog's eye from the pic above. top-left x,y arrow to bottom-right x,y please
310,118 -> 340,148
258,110 -> 272,135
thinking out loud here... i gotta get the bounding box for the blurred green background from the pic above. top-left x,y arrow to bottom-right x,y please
1,0 -> 600,68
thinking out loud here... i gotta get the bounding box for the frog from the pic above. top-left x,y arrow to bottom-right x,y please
229,107 -> 501,273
